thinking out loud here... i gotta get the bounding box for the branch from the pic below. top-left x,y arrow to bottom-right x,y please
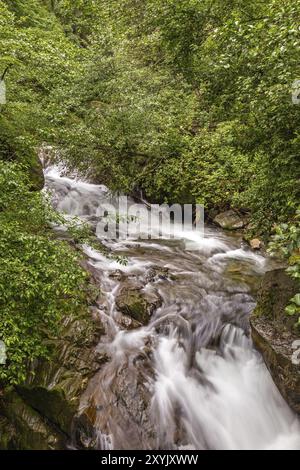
1,65 -> 12,81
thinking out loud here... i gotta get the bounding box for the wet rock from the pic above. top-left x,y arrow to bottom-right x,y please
16,310 -> 106,437
72,409 -> 98,449
145,266 -> 173,283
144,289 -> 163,313
116,313 -> 142,330
0,303 -> 106,450
213,210 -> 247,230
225,260 -> 261,293
116,285 -> 162,325
109,269 -> 126,282
0,390 -> 65,450
0,415 -> 17,450
80,259 -> 102,285
250,269 -> 300,414
74,353 -> 158,450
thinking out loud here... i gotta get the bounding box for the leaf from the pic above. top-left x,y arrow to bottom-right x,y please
290,293 -> 300,306
285,304 -> 298,316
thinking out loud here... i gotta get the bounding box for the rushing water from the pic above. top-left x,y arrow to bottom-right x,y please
44,165 -> 300,450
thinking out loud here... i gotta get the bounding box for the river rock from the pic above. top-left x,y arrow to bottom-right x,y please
249,238 -> 262,250
250,269 -> 300,414
17,309 -> 106,435
0,390 -> 65,450
109,269 -> 126,282
116,285 -> 162,325
73,348 -> 158,450
116,313 -> 142,330
145,266 -> 174,282
0,415 -> 16,449
0,306 -> 106,449
213,210 -> 246,230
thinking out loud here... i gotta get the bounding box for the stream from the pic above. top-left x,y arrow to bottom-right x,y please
44,165 -> 300,451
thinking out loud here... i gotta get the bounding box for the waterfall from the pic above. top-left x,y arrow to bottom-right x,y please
44,165 -> 300,450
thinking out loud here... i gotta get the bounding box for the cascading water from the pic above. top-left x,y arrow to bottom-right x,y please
44,165 -> 300,450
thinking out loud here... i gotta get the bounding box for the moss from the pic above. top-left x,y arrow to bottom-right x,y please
251,268 -> 300,415
254,268 -> 299,330
17,384 -> 79,436
26,153 -> 44,190
0,414 -> 16,450
13,309 -> 106,437
0,134 -> 44,191
0,390 -> 65,449
0,302 -> 106,449
116,288 -> 150,324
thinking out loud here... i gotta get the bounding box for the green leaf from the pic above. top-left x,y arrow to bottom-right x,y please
290,293 -> 300,306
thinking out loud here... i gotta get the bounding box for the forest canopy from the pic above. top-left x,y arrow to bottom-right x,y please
1,0 -> 299,232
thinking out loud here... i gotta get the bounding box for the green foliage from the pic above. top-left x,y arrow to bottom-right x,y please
0,162 -> 89,384
35,0 -> 298,236
1,0 -> 298,233
0,0 -> 82,174
269,209 -> 300,326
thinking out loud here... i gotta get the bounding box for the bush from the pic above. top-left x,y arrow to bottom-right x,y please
0,162 -> 89,384
268,209 -> 300,327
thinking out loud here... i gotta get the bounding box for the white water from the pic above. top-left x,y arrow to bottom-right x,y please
45,166 -> 300,450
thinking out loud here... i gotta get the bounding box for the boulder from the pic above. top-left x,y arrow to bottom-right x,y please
0,390 -> 65,450
0,415 -> 17,450
16,309 -> 106,437
251,269 -> 300,414
116,285 -> 162,325
0,306 -> 106,449
213,210 -> 246,230
250,238 -> 262,250
73,349 -> 158,450
145,266 -> 175,282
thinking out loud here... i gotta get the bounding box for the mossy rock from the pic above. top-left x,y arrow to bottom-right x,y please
253,268 -> 299,328
213,210 -> 247,230
116,288 -> 149,324
251,268 -> 300,414
225,260 -> 261,293
16,311 -> 106,436
0,391 -> 65,449
17,378 -> 83,437
27,153 -> 44,190
0,415 -> 17,450
116,286 -> 162,325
